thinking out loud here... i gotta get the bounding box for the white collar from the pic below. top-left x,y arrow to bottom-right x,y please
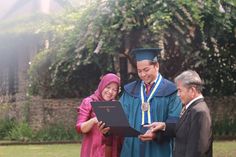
185,95 -> 204,109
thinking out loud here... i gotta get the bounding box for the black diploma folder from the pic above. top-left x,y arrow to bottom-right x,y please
91,101 -> 141,137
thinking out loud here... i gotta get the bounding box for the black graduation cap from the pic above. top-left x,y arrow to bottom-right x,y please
132,48 -> 162,61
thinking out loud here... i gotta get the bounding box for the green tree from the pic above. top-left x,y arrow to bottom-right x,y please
27,0 -> 235,97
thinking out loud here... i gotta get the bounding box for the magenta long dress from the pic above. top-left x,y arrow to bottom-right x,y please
76,73 -> 122,157
76,97 -> 106,157
76,97 -> 122,157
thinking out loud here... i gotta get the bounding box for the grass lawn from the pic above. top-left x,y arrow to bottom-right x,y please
214,140 -> 236,157
0,143 -> 81,157
0,140 -> 235,157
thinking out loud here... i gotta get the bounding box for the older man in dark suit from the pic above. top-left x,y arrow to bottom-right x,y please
144,70 -> 212,157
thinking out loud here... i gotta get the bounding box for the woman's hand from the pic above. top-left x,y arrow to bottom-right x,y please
98,121 -> 110,135
91,117 -> 98,124
80,117 -> 98,133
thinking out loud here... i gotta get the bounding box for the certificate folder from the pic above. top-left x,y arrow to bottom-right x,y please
91,101 -> 142,137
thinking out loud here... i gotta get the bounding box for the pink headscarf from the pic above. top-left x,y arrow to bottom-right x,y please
90,73 -> 120,101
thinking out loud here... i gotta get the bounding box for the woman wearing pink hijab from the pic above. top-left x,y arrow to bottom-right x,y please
76,73 -> 122,157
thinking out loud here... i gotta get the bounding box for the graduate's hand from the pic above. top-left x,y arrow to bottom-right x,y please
144,122 -> 166,132
138,129 -> 156,141
97,121 -> 110,134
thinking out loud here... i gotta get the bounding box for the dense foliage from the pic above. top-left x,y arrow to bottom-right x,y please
28,6 -> 115,98
0,118 -> 80,142
3,0 -> 234,97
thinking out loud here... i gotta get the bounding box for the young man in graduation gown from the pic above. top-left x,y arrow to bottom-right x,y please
144,70 -> 213,157
119,48 -> 182,157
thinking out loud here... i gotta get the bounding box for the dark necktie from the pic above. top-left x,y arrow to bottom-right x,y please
180,106 -> 187,117
145,83 -> 153,95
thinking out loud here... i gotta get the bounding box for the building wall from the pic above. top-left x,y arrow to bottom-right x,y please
28,97 -> 80,131
1,96 -> 235,132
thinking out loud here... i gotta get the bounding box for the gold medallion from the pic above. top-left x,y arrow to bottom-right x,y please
141,102 -> 150,112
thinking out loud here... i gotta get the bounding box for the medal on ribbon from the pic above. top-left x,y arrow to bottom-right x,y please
140,74 -> 162,125
141,102 -> 150,112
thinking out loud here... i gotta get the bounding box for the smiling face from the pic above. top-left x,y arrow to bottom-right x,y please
137,60 -> 159,84
101,82 -> 119,101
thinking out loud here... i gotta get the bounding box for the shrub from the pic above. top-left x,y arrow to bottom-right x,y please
7,121 -> 33,142
34,122 -> 80,142
0,118 -> 16,140
213,116 -> 236,138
